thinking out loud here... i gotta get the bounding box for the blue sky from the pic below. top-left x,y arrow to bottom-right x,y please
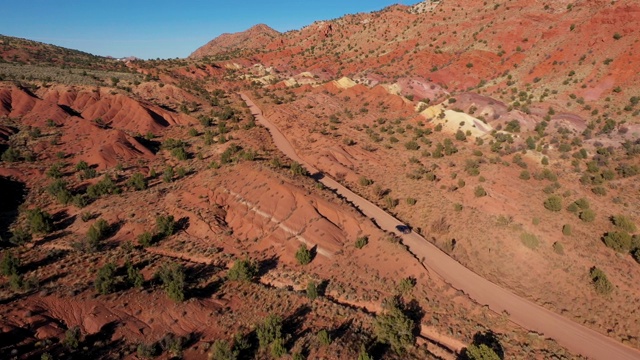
0,0 -> 418,59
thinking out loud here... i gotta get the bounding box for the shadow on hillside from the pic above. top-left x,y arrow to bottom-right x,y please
257,255 -> 279,277
0,176 -> 27,248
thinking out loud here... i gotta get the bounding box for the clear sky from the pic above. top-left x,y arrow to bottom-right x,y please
0,0 -> 418,60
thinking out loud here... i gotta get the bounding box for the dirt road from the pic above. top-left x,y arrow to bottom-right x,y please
240,93 -> 640,360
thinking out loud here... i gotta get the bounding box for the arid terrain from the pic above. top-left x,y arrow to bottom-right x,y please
2,0 -> 640,359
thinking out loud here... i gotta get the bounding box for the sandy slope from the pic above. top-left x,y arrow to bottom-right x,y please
240,93 -> 640,360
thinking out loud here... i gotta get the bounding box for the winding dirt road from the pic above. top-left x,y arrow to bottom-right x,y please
240,93 -> 640,360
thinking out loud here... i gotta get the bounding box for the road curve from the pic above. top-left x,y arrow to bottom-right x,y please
240,93 -> 640,360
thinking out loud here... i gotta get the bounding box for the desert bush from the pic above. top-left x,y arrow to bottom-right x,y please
406,197 -> 417,206
580,209 -> 596,222
87,175 -> 120,198
374,298 -> 415,354
163,166 -> 175,183
75,160 -> 89,171
128,172 -> 147,191
431,216 -> 450,234
257,314 -> 283,349
397,277 -> 416,294
290,161 -> 307,176
543,196 -> 562,212
562,224 -> 572,236
590,267 -> 613,295
592,186 -> 607,196
357,346 -> 373,360
27,208 -> 54,234
0,251 -> 20,276
404,141 -> 420,150
9,227 -> 32,245
157,262 -> 186,302
553,242 -> 565,255
519,170 -> 530,180
520,233 -> 539,249
126,260 -> 144,289
270,337 -> 286,358
355,236 -> 369,249
306,281 -> 318,300
86,218 -> 109,251
317,329 -> 331,346
1,147 -> 21,162
209,340 -> 238,360
46,163 -> 63,179
227,258 -> 257,282
474,186 -> 487,197
611,215 -> 636,233
464,344 -> 500,360
602,231 -> 632,253
138,231 -> 153,247
94,262 -> 117,295
295,244 -> 312,265
137,343 -> 158,359
358,176 -> 373,186
47,179 -> 72,204
63,326 -> 81,350
384,196 -> 398,209
155,215 -> 175,239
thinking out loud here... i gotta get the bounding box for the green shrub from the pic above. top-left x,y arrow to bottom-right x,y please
397,277 -> 416,294
63,326 -> 81,350
590,267 -> 613,295
163,166 -> 174,183
611,215 -> 636,233
474,186 -> 487,197
228,258 -> 257,282
138,231 -> 153,247
464,344 -> 500,360
86,218 -> 109,252
209,340 -> 238,360
157,262 -> 186,302
27,208 -> 54,234
306,281 -> 318,300
520,233 -> 539,249
87,175 -> 120,198
290,161 -> 307,176
317,329 -> 331,346
270,337 -> 286,358
553,242 -> 565,255
0,251 -> 20,276
580,209 -> 596,222
592,186 -> 607,196
374,298 -> 415,354
128,172 -> 148,191
404,141 -> 420,150
75,160 -> 89,171
295,244 -> 312,265
406,197 -> 417,206
9,227 -> 32,245
358,176 -> 373,186
562,224 -> 572,236
355,236 -> 369,249
602,231 -> 632,252
94,262 -> 117,294
126,260 -> 144,289
155,215 -> 175,239
519,170 -> 530,180
257,314 -> 282,349
1,147 -> 21,162
543,196 -> 562,212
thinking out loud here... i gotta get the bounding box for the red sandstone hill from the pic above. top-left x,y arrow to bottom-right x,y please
190,0 -> 640,118
189,24 -> 280,59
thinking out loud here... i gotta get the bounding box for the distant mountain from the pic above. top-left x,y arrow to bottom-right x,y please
189,24 -> 280,59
